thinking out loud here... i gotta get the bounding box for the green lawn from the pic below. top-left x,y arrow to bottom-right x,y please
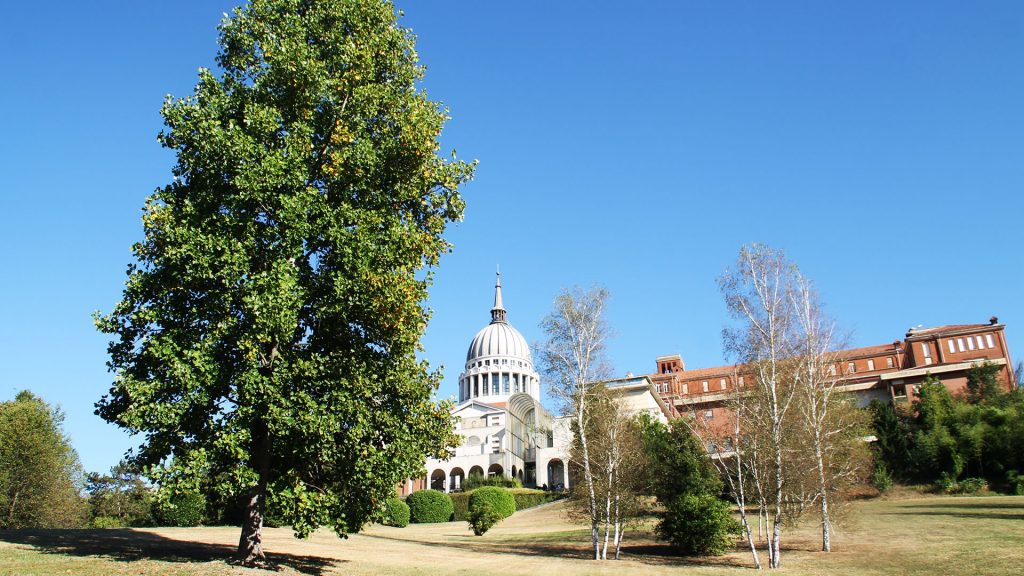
1,494 -> 1022,576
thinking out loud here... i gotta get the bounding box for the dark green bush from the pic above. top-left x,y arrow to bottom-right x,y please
468,501 -> 501,536
89,516 -> 127,529
450,492 -> 472,521
468,487 -> 515,520
871,461 -> 893,492
153,491 -> 206,527
658,493 -> 740,556
381,496 -> 410,527
941,476 -> 988,494
509,488 -> 553,510
406,490 -> 454,523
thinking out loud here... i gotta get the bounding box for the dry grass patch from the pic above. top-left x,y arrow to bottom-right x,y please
1,495 -> 1022,576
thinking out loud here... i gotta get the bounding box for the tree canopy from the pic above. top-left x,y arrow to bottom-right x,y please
95,0 -> 471,563
0,391 -> 86,529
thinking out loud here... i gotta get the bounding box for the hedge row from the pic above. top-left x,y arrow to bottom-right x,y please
449,488 -> 553,521
451,492 -> 471,521
508,489 -> 553,511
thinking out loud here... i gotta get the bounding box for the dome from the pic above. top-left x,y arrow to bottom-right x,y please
458,272 -> 541,404
466,322 -> 532,363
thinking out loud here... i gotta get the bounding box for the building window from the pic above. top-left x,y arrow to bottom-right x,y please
702,381 -> 709,392
976,336 -> 985,350
704,410 -> 714,419
829,365 -> 836,376
957,338 -> 966,352
922,343 -> 932,365
738,376 -> 745,386
848,362 -> 856,373
503,374 -> 510,394
719,378 -> 726,390
513,374 -> 520,393
967,337 -> 976,351
492,375 -> 499,395
986,334 -> 995,348
893,384 -> 907,400
682,383 -> 689,394
948,339 -> 956,354
867,359 -> 875,371
887,357 -> 894,368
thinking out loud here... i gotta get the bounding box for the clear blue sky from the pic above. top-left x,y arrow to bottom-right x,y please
1,1 -> 1021,474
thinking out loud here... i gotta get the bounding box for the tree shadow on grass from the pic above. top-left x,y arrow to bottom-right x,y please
360,532 -> 752,569
0,529 -> 343,575
881,510 -> 1024,521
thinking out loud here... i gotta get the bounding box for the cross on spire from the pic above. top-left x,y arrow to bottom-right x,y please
490,270 -> 506,323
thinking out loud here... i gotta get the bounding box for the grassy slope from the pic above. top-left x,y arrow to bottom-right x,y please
1,495 -> 1022,576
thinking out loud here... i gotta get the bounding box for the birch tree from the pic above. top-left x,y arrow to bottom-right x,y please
538,286 -> 612,560
789,273 -> 870,552
719,244 -> 799,569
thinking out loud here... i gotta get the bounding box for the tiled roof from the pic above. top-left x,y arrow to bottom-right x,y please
835,343 -> 900,359
906,324 -> 990,337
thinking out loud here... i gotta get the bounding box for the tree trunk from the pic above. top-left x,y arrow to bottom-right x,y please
237,422 -> 271,565
577,403 -> 600,560
816,438 -> 831,552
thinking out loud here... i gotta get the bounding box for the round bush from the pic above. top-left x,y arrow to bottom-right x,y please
657,493 -> 740,556
406,489 -> 454,523
469,501 -> 501,535
381,497 -> 410,527
468,486 -> 515,520
153,492 -> 206,527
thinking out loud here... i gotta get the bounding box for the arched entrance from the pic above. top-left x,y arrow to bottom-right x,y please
430,469 -> 446,492
487,463 -> 504,478
449,467 -> 465,492
547,459 -> 565,490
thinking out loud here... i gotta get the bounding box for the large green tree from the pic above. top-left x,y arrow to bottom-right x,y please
96,0 -> 471,564
0,391 -> 87,529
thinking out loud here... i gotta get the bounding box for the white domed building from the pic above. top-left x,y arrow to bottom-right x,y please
399,273 -> 669,496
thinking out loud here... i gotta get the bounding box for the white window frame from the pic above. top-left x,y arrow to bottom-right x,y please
976,335 -> 985,350
868,359 -> 875,371
948,339 -> 956,354
702,381 -> 709,392
986,334 -> 995,348
967,337 -> 976,351
957,338 -> 966,352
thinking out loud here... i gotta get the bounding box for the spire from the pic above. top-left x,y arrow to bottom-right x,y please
490,270 -> 507,323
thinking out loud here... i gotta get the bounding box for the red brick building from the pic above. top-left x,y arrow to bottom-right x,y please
648,318 -> 1016,419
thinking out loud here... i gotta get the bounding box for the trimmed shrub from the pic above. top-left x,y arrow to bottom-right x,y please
469,501 -> 501,536
153,492 -> 206,527
381,497 -> 410,527
451,492 -> 472,521
509,488 -> 553,510
658,493 -> 740,556
466,487 -> 515,536
468,487 -> 515,519
406,489 -> 454,523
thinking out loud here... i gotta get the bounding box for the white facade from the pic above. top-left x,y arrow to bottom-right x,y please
419,274 -> 668,495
